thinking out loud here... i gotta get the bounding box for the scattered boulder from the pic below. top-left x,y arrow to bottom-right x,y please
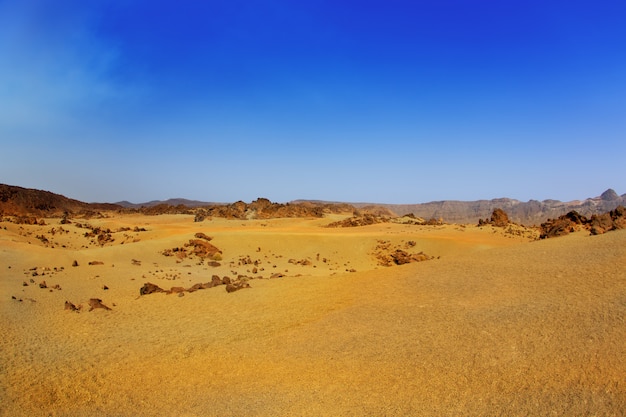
389,250 -> 433,265
187,282 -> 212,292
226,281 -> 251,293
139,275 -> 253,297
211,275 -> 223,286
163,239 -> 223,262
140,282 -> 165,296
373,240 -> 434,267
194,232 -> 213,241
64,301 -> 79,311
166,286 -> 186,295
88,298 -> 111,311
186,239 -> 222,259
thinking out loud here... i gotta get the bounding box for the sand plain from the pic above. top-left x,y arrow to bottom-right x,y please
1,213 -> 625,416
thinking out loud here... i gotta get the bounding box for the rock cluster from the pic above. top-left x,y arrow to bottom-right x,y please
326,214 -> 390,228
64,298 -> 112,312
162,235 -> 222,262
140,275 -> 252,296
539,206 -> 626,238
373,240 -> 434,267
191,198 -> 354,220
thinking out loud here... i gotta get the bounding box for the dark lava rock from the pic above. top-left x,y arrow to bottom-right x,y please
140,282 -> 165,296
88,298 -> 111,311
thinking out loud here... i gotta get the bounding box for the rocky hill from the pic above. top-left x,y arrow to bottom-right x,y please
0,184 -> 121,218
191,198 -> 354,220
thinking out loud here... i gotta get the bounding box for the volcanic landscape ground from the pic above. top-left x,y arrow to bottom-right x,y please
1,212 -> 625,416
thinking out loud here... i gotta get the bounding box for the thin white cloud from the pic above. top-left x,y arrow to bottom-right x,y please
0,0 -> 121,139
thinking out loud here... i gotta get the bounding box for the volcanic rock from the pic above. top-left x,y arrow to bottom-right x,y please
490,208 -> 510,227
88,298 -> 111,311
185,239 -> 222,259
140,282 -> 165,296
166,287 -> 186,295
211,275 -> 223,286
226,281 -> 251,293
194,232 -> 213,241
326,214 -> 390,228
64,301 -> 79,311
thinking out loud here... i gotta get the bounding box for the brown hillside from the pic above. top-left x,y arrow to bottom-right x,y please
0,184 -> 121,218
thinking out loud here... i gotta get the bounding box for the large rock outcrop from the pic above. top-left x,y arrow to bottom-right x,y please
539,206 -> 626,238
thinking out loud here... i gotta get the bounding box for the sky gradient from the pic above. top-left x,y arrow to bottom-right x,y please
1,0 -> 625,204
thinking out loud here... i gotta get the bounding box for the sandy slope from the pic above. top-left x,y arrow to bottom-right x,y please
1,214 -> 625,416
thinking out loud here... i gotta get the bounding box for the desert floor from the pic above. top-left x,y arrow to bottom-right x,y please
1,213 -> 625,416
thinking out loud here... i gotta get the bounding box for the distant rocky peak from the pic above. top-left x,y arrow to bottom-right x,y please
600,189 -> 619,201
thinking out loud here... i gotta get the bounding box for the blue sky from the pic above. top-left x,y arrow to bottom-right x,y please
1,0 -> 624,204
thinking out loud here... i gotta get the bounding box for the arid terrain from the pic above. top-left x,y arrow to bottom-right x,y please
1,187 -> 626,416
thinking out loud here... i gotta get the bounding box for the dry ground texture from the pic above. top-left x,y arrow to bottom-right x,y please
1,213 -> 625,416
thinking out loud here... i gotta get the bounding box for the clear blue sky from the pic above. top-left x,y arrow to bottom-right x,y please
1,0 -> 624,204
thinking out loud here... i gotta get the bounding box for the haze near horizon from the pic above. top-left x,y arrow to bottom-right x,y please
1,1 -> 625,204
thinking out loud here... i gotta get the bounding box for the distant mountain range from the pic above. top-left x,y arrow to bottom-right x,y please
352,188 -> 626,225
1,183 -> 624,225
116,198 -> 221,209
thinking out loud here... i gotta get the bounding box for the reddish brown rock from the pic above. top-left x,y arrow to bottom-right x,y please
88,298 -> 111,311
211,275 -> 223,286
186,239 -> 222,259
490,208 -> 510,227
140,282 -> 165,296
194,232 -> 213,241
226,281 -> 251,293
187,282 -> 214,292
590,205 -> 626,235
166,286 -> 186,295
540,211 -> 588,239
478,208 -> 510,227
64,301 -> 79,311
590,212 -> 614,235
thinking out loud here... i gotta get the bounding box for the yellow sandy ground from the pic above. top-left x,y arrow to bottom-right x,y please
1,214 -> 625,416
